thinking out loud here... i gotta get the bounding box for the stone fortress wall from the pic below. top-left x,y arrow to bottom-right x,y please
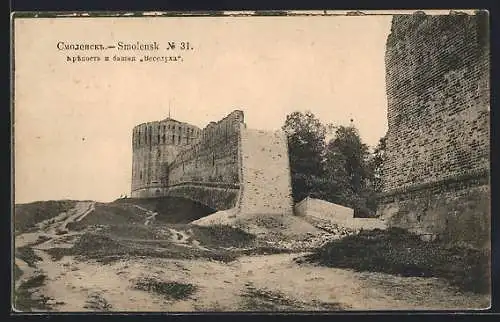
131,110 -> 294,216
377,12 -> 490,248
168,111 -> 243,186
165,110 -> 244,210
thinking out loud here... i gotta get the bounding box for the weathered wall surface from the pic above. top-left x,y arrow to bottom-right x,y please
378,12 -> 490,247
167,110 -> 243,186
383,13 -> 489,191
163,110 -> 245,211
165,183 -> 239,211
378,180 -> 490,248
295,197 -> 354,220
238,128 -> 294,216
296,197 -> 386,231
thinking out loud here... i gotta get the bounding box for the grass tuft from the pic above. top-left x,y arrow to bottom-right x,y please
239,286 -> 345,311
83,293 -> 112,311
189,224 -> 256,248
134,277 -> 197,300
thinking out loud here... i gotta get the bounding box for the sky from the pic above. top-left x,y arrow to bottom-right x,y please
14,14 -> 393,203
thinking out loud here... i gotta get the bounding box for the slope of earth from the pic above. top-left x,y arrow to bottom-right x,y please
78,196 -> 217,226
13,199 -> 490,312
14,200 -> 79,235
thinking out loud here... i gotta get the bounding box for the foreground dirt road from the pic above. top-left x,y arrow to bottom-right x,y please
13,201 -> 490,312
18,251 -> 489,312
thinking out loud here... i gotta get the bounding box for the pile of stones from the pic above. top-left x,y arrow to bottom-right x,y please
262,224 -> 359,251
314,222 -> 356,237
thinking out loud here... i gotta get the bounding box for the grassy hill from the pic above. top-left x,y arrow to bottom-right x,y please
14,200 -> 78,235
15,196 -> 217,233
113,196 -> 217,223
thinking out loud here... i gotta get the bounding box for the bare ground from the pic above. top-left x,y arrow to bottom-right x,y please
13,201 -> 490,312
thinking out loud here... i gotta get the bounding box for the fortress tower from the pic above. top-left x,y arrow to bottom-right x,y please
131,117 -> 201,198
377,12 -> 490,247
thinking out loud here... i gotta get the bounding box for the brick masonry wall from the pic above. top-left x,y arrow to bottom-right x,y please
167,110 -> 244,186
166,184 -> 240,210
378,12 -> 490,246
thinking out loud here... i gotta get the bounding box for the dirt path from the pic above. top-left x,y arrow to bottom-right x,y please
15,202 -> 96,252
32,202 -> 95,235
14,202 -> 95,293
26,253 -> 489,312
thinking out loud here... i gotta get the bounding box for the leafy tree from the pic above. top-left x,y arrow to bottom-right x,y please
282,111 -> 330,201
325,125 -> 371,193
323,125 -> 376,215
283,111 -> 386,217
370,135 -> 387,193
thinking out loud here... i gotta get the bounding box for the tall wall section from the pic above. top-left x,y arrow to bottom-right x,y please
238,128 -> 294,216
131,118 -> 201,198
377,12 -> 490,248
165,110 -> 244,210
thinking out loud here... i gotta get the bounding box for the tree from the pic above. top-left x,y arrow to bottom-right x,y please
325,126 -> 371,193
370,135 -> 387,193
282,112 -> 386,217
324,125 -> 374,214
282,111 -> 330,201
